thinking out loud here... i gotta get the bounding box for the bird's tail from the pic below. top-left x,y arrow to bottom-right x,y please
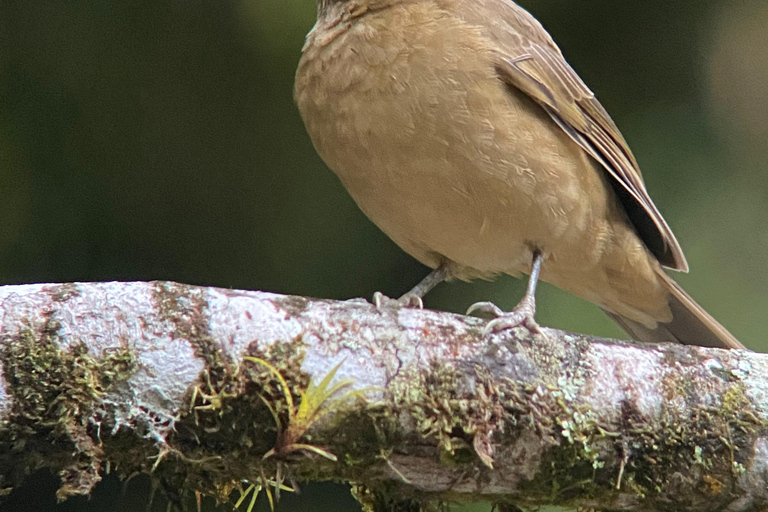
602,269 -> 745,350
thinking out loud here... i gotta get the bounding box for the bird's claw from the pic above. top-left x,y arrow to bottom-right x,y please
466,301 -> 505,318
373,291 -> 424,310
467,299 -> 544,337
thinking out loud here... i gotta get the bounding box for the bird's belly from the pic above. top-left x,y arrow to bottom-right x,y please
322,99 -> 610,282
297,20 -> 612,280
338,157 -> 560,276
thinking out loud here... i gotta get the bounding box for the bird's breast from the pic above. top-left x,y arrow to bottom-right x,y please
295,3 -> 610,279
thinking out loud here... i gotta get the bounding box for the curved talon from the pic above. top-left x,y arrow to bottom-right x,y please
524,317 -> 544,335
468,299 -> 544,338
399,293 -> 424,309
484,311 -> 543,337
466,301 -> 505,318
372,291 -> 386,309
372,291 -> 423,310
372,265 -> 448,311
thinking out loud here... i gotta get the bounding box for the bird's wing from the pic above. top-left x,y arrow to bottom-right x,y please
494,31 -> 688,271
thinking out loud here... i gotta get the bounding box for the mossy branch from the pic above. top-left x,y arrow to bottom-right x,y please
0,281 -> 767,511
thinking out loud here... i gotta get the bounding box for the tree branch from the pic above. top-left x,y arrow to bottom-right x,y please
0,281 -> 766,511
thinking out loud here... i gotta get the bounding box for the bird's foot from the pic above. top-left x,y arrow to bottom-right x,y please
466,298 -> 543,337
372,291 -> 423,310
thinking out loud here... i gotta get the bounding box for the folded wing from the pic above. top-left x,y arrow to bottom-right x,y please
494,35 -> 688,271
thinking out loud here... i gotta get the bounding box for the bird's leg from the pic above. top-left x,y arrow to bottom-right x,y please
467,251 -> 544,335
373,263 -> 450,309
404,264 -> 451,301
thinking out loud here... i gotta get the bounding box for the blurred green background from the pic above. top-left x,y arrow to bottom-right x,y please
2,0 -> 767,510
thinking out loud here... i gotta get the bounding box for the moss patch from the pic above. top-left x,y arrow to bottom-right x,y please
4,296 -> 763,512
0,318 -> 136,499
142,312 -> 313,507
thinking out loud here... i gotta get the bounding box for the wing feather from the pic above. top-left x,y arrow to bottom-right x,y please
495,35 -> 687,271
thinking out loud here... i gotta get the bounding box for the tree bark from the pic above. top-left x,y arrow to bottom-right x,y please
0,281 -> 766,511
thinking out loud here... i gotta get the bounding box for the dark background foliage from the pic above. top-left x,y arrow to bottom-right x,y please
2,0 -> 767,510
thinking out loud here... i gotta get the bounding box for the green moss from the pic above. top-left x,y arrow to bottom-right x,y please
154,330 -> 313,505
348,339 -> 766,510
6,299 -> 761,512
0,319 -> 137,498
351,482 -> 426,512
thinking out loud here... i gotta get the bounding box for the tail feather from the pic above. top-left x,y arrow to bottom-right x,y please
603,271 -> 745,350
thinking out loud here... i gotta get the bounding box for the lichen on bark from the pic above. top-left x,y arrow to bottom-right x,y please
1,281 -> 767,512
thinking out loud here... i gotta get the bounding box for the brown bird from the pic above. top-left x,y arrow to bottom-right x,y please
294,0 -> 745,349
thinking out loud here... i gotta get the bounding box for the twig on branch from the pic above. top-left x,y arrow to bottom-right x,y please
0,281 -> 766,511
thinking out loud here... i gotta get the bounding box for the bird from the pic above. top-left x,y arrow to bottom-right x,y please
294,0 -> 745,350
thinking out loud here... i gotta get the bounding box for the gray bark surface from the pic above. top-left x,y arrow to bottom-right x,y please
0,281 -> 766,511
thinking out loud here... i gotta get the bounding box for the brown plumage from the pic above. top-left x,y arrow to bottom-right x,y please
295,0 -> 745,349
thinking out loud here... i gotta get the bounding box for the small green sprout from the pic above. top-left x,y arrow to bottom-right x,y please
244,357 -> 364,461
